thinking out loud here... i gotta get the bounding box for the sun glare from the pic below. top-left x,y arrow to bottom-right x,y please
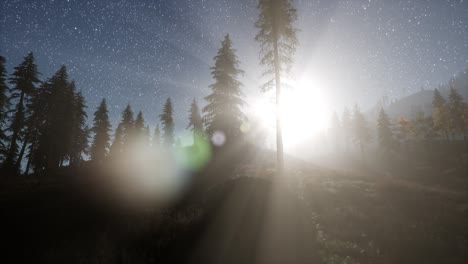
254,79 -> 330,147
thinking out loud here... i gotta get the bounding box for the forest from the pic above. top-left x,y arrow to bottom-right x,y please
1,0 -> 468,263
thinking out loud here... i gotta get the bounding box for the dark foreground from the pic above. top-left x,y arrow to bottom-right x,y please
1,161 -> 468,264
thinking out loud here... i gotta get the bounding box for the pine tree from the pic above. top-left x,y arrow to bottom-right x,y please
24,81 -> 50,174
255,0 -> 298,172
134,111 -> 146,147
67,87 -> 89,167
187,98 -> 203,143
160,98 -> 175,146
0,55 -> 9,160
44,65 -> 72,170
447,85 -> 465,138
377,108 -> 395,152
3,52 -> 40,172
110,123 -> 124,157
134,111 -> 145,137
351,105 -> 371,160
202,35 -> 245,145
117,104 -> 135,154
90,99 -> 111,162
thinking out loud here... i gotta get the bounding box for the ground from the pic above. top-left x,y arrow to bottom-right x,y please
1,157 -> 467,263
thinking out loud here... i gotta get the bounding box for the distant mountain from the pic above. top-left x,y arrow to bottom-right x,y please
368,69 -> 468,120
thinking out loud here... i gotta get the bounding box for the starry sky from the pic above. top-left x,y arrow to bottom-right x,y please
1,0 -> 467,134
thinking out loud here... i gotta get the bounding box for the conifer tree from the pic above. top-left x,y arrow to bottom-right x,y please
110,123 -> 124,157
90,99 -> 111,162
64,85 -> 89,166
202,35 -> 245,144
119,104 -> 134,153
187,98 -> 203,143
160,98 -> 175,146
351,105 -> 371,160
0,55 -> 9,159
377,108 -> 395,152
134,111 -> 146,147
45,65 -> 72,170
3,52 -> 40,172
255,0 -> 298,172
134,111 -> 145,137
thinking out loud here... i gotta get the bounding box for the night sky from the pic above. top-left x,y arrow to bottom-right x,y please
1,0 -> 467,134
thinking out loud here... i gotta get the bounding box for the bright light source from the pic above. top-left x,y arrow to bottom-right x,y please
254,78 -> 330,147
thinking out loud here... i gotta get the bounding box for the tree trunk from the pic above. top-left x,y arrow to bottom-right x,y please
24,143 -> 34,176
15,132 -> 30,171
4,91 -> 25,169
273,27 -> 284,175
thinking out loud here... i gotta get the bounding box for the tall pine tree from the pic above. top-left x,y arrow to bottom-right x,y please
69,91 -> 89,166
0,55 -> 9,160
160,98 -> 175,146
134,111 -> 146,147
3,52 -> 40,172
90,99 -> 111,162
187,98 -> 203,143
119,104 -> 134,153
110,123 -> 124,157
255,0 -> 298,172
202,34 -> 245,145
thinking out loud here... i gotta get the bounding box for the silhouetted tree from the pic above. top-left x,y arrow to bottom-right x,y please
160,98 -> 175,146
90,99 -> 111,162
3,52 -> 40,172
134,111 -> 146,146
377,108 -> 395,152
187,98 -> 203,143
0,55 -> 9,160
119,104 -> 134,153
24,82 -> 50,174
351,105 -> 371,160
110,123 -> 124,157
255,0 -> 298,172
203,35 -> 245,145
68,90 -> 89,167
134,111 -> 145,136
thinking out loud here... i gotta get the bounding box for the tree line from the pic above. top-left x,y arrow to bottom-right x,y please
328,78 -> 468,164
1,0 -> 300,176
0,34 -> 249,176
